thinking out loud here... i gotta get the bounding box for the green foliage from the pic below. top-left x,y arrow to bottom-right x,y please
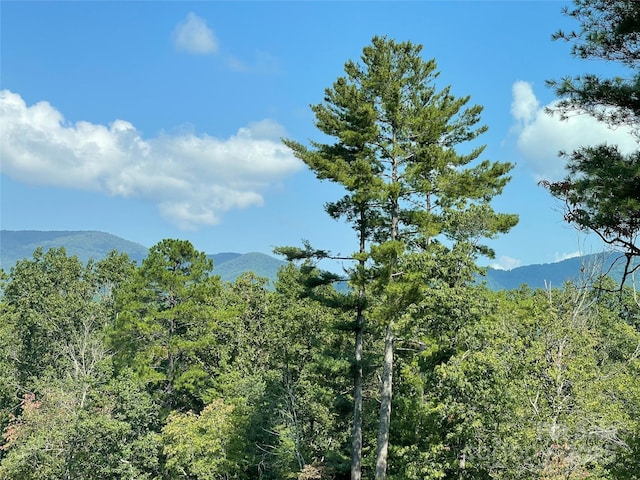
283,36 -> 517,479
544,0 -> 640,283
3,248 -> 95,380
266,265 -> 354,476
1,238 -> 639,479
112,239 -> 221,412
162,399 -> 242,479
385,281 -> 496,480
1,247 -> 132,389
0,368 -> 162,480
398,284 -> 640,479
210,266 -> 353,479
567,147 -> 639,238
0,305 -> 19,453
549,0 -> 640,125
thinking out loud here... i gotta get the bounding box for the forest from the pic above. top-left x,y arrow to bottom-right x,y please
1,1 -> 639,479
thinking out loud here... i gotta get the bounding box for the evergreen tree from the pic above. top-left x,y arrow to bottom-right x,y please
213,266 -> 354,478
283,36 -> 517,479
543,0 -> 640,285
111,239 -> 221,413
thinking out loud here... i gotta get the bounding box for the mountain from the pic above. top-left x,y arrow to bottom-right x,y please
210,252 -> 286,283
483,252 -> 638,290
209,252 -> 243,266
2,230 -> 635,291
0,230 -> 285,285
0,230 -> 149,271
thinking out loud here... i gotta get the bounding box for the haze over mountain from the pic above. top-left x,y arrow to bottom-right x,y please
0,230 -> 285,285
0,230 -> 149,270
483,252 -> 636,290
1,230 -> 635,290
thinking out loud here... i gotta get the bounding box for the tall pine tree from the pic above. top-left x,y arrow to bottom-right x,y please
283,36 -> 517,479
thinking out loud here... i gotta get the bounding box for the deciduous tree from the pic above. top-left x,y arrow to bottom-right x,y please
423,283 -> 640,479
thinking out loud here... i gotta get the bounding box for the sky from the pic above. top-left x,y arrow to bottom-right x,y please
1,1 -> 637,270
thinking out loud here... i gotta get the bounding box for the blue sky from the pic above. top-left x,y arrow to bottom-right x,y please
1,1 -> 636,270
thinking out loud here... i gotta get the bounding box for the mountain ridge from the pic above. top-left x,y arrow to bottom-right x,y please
0,230 -> 284,284
0,230 -> 149,270
483,251 -> 636,290
1,230 -> 635,290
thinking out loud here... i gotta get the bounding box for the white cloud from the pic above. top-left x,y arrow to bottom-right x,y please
510,81 -> 637,181
554,251 -> 581,262
173,12 -> 218,55
490,255 -> 522,271
0,90 -> 302,228
511,80 -> 539,124
172,14 -> 279,74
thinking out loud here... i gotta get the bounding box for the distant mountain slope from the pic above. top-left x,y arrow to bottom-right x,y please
0,230 -> 285,285
0,230 -> 149,271
209,252 -> 242,266
3,230 -> 635,291
211,252 -> 286,284
483,252 -> 638,290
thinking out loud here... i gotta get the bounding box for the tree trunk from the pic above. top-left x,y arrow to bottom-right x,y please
374,141 -> 399,480
375,322 -> 394,480
351,302 -> 364,480
351,208 -> 367,480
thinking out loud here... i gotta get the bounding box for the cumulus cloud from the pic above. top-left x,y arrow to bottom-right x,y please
511,80 -> 539,124
173,12 -> 218,55
510,81 -> 637,181
0,90 -> 302,229
491,255 -> 522,271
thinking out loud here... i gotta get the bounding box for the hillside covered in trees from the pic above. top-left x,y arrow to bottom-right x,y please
1,1 -> 639,478
0,240 -> 639,479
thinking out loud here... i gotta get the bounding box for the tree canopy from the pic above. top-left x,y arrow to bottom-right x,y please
2,242 -> 638,479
